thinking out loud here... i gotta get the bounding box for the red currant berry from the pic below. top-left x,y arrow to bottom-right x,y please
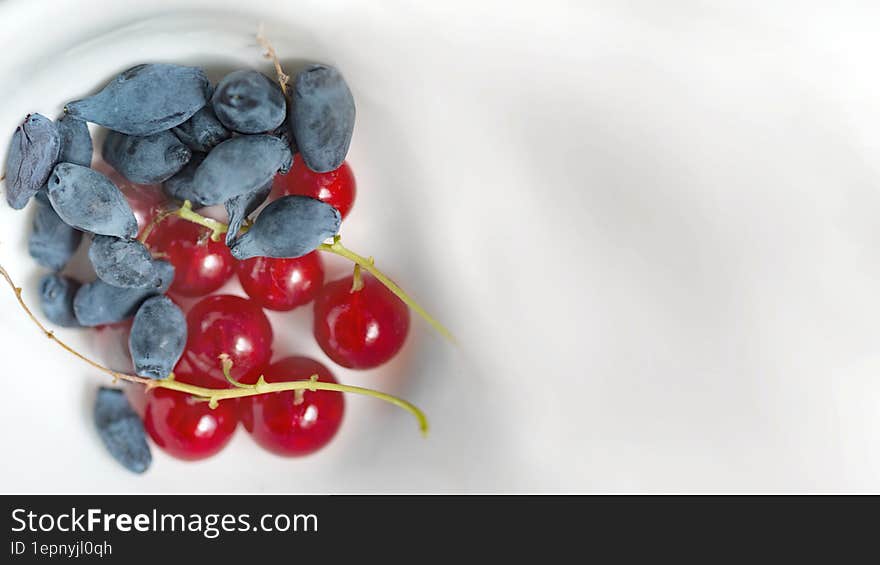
146,216 -> 235,297
236,252 -> 324,311
143,387 -> 238,461
183,295 -> 273,387
240,357 -> 344,457
172,351 -> 231,389
125,184 -> 167,237
313,274 -> 410,369
273,154 -> 356,219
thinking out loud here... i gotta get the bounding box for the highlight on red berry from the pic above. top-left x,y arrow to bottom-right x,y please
273,154 -> 356,219
143,386 -> 238,461
240,356 -> 345,457
146,216 -> 236,297
313,272 -> 410,369
182,295 -> 273,387
236,252 -> 324,311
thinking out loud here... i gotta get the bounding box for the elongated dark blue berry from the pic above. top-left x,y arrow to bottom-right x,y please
94,387 -> 151,474
74,260 -> 174,326
66,64 -> 211,136
88,235 -> 162,288
163,152 -> 207,207
129,295 -> 186,380
47,163 -> 137,238
102,130 -> 191,184
188,135 -> 291,206
212,70 -> 287,134
56,114 -> 93,167
225,179 -> 272,246
293,64 -> 355,173
32,115 -> 93,205
4,114 -> 61,209
29,202 -> 83,271
172,104 -> 230,152
228,195 -> 341,260
39,274 -> 81,327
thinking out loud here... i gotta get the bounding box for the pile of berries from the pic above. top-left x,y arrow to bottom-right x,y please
3,56 -> 424,473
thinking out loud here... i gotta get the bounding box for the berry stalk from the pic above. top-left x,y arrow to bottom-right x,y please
318,236 -> 455,343
0,264 -> 428,435
164,202 -> 456,342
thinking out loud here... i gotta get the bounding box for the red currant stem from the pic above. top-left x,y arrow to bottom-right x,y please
218,354 -> 252,389
171,205 -> 456,343
0,265 -> 151,386
256,26 -> 290,97
138,206 -> 178,245
318,236 -> 457,344
350,263 -> 364,292
293,377 -> 317,406
175,200 -> 228,242
0,264 -> 429,435
212,356 -> 427,434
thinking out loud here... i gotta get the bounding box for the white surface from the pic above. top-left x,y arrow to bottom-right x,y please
2,0 -> 880,492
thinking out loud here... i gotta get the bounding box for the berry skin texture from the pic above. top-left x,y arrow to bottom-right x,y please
39,274 -> 81,327
146,216 -> 235,297
47,163 -> 138,238
271,115 -> 297,154
188,135 -> 292,206
94,387 -> 152,473
237,252 -> 324,311
163,152 -> 208,208
74,260 -> 174,327
143,387 -> 237,461
225,179 -> 272,246
56,113 -> 93,167
273,154 -> 356,219
102,130 -> 192,184
129,295 -> 187,380
293,64 -> 356,173
65,63 -> 211,136
314,273 -> 410,369
29,202 -> 83,271
5,113 -> 61,209
228,195 -> 341,260
212,70 -> 287,134
88,235 -> 162,289
172,104 -> 230,153
240,357 -> 344,457
182,295 -> 273,387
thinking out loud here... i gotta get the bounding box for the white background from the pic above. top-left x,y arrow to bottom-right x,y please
1,0 -> 880,492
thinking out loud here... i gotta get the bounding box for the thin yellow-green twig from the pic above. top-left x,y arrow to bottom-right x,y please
0,264 -> 428,435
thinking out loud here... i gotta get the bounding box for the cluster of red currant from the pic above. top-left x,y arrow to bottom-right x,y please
107,154 -> 409,460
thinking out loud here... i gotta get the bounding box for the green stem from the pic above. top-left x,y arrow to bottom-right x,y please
0,264 -> 429,436
176,200 -> 228,241
318,237 -> 456,343
148,376 -> 428,436
170,206 -> 456,343
351,262 -> 364,292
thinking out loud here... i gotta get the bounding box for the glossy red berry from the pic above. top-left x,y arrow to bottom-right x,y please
240,356 -> 344,457
182,295 -> 273,387
313,274 -> 410,369
143,387 -> 238,461
236,252 -> 324,311
146,216 -> 235,297
273,154 -> 356,219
